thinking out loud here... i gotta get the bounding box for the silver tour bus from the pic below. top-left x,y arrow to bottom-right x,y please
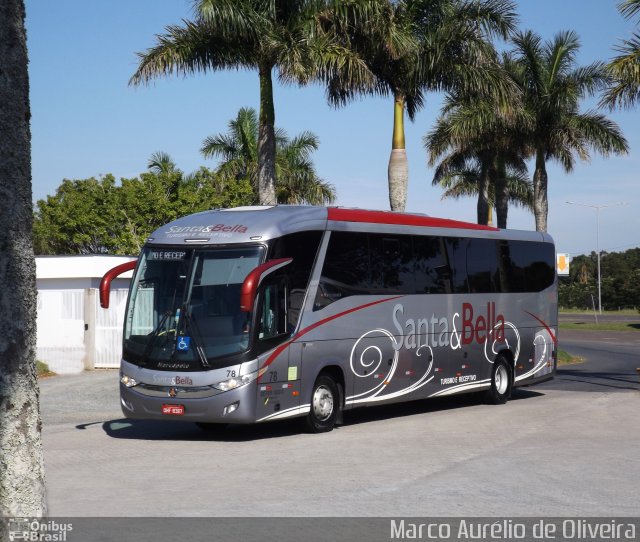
101,206 -> 557,433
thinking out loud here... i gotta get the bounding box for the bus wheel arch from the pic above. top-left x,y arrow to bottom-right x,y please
485,353 -> 513,405
304,366 -> 344,433
497,348 -> 515,379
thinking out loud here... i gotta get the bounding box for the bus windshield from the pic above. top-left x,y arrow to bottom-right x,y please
123,245 -> 264,370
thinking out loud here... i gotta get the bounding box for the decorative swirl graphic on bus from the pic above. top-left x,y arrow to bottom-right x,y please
349,329 -> 398,380
484,321 -> 520,364
347,328 -> 435,404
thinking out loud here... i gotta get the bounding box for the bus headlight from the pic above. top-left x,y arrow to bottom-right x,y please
213,371 -> 257,392
120,374 -> 138,388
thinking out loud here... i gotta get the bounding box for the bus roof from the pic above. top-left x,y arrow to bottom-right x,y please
146,205 -> 552,246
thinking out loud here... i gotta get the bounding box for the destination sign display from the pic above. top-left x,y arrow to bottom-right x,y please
148,250 -> 188,261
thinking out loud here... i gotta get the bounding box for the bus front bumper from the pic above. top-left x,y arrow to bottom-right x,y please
120,382 -> 257,424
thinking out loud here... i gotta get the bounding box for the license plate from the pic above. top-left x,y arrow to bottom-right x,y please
162,404 -> 185,416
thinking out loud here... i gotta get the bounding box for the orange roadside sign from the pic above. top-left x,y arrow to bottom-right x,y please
556,253 -> 570,276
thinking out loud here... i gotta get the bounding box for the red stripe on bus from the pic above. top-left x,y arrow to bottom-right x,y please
327,208 -> 498,231
524,311 -> 558,345
257,296 -> 403,382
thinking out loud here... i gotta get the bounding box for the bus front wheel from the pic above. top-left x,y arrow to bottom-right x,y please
485,356 -> 512,404
305,375 -> 339,433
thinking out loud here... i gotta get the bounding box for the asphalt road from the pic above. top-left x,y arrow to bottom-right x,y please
39,329 -> 640,519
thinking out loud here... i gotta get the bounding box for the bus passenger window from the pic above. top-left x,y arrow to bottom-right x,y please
314,232 -> 370,309
444,238 -> 470,293
413,236 -> 449,294
369,234 -> 415,293
465,238 -> 499,293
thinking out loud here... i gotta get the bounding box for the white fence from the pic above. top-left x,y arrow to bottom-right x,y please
36,288 -> 128,373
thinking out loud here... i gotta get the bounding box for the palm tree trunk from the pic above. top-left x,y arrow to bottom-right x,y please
0,0 -> 47,522
533,149 -> 548,232
388,93 -> 408,212
258,64 -> 277,205
476,154 -> 491,225
495,155 -> 509,229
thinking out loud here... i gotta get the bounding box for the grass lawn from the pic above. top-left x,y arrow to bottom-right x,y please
557,349 -> 583,365
559,308 -> 639,316
37,360 -> 55,378
559,322 -> 640,332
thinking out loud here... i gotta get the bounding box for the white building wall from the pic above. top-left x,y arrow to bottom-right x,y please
36,256 -> 136,374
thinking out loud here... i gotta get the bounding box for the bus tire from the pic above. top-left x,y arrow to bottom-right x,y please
305,374 -> 339,433
485,356 -> 512,404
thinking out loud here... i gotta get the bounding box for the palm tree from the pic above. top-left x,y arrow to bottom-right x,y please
431,156 -> 534,223
601,0 -> 640,109
130,0 -> 371,206
510,30 -> 629,232
0,0 -> 47,522
323,0 -> 519,212
202,107 -> 336,205
147,150 -> 178,176
425,62 -> 531,229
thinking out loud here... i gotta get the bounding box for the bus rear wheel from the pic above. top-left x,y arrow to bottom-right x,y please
305,375 -> 339,433
485,356 -> 512,404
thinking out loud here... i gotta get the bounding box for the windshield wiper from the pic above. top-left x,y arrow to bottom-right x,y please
140,310 -> 172,366
179,310 -> 210,369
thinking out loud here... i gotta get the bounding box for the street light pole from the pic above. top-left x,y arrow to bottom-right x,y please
565,201 -> 628,313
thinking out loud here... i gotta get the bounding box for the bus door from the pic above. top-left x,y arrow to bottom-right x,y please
254,273 -> 303,421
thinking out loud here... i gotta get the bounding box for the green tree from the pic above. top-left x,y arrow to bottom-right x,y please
0,0 -> 47,522
201,107 -> 336,205
323,0 -> 518,212
510,30 -> 629,232
33,155 -> 254,255
601,0 -> 640,109
33,175 -> 122,254
130,0 -> 367,206
558,248 -> 640,310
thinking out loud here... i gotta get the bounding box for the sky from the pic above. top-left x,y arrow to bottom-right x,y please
25,0 -> 640,258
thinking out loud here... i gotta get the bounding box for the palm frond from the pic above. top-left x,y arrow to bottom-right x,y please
567,111 -> 630,156
147,151 -> 177,175
618,0 -> 640,20
601,32 -> 640,109
131,19 -> 258,86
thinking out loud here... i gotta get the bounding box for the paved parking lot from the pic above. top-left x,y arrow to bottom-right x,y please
39,331 -> 640,517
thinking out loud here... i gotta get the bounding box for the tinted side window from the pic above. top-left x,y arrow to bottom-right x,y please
413,236 -> 449,294
466,239 -> 499,293
499,241 -> 525,292
445,237 -> 503,294
315,232 -> 416,309
500,240 -> 555,292
369,234 -> 415,294
444,238 -> 470,293
315,231 -> 370,308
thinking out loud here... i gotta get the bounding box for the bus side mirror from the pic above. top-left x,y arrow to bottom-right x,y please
240,258 -> 293,312
100,260 -> 137,309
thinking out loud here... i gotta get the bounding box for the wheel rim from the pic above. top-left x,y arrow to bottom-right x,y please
495,364 -> 509,395
312,385 -> 334,421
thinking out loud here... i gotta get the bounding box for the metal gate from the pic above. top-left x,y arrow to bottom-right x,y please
87,288 -> 129,368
